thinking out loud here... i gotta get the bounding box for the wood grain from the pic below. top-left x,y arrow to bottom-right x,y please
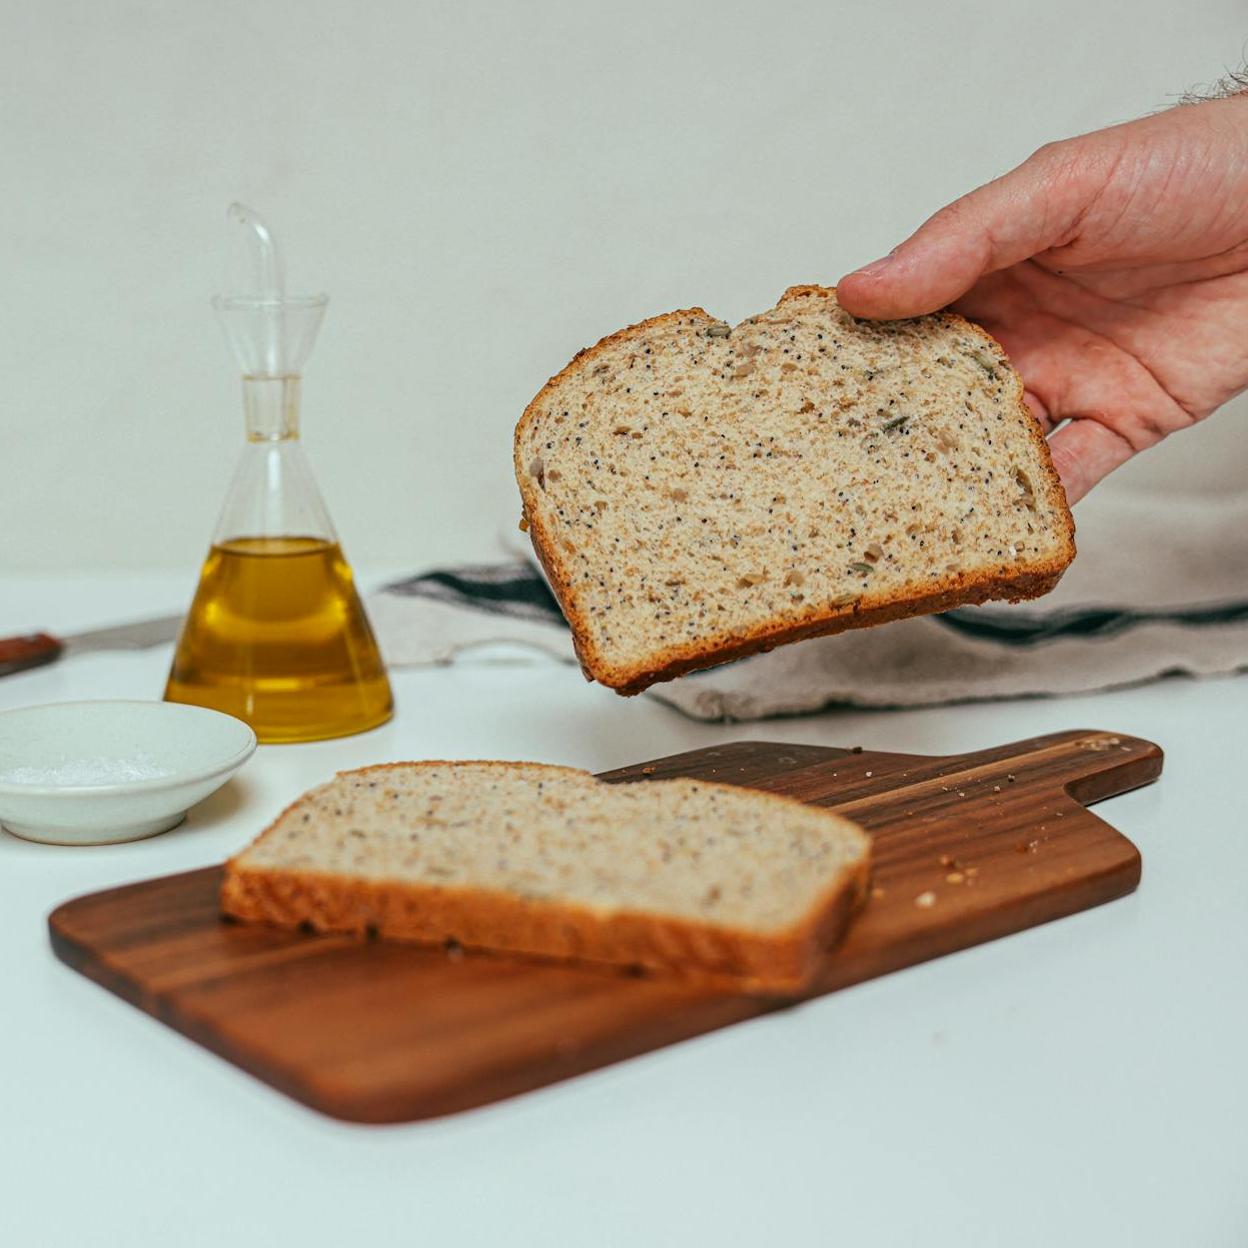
48,729 -> 1161,1123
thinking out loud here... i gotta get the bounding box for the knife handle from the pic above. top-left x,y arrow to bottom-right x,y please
0,632 -> 64,677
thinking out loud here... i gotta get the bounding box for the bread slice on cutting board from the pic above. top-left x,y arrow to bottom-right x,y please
515,284 -> 1075,694
220,760 -> 871,992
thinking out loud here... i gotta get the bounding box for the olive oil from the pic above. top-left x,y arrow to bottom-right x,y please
171,205 -> 392,742
165,536 -> 393,743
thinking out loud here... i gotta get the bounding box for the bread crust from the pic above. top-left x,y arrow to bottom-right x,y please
515,285 -> 1076,695
219,760 -> 871,994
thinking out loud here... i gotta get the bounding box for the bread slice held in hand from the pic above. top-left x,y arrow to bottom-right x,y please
220,761 -> 871,992
515,285 -> 1075,694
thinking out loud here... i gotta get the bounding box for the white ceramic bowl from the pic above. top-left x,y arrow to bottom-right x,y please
0,700 -> 257,846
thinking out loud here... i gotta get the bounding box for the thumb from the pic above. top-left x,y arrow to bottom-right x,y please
837,143 -> 1093,318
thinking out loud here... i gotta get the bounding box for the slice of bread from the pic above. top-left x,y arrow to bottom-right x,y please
220,760 -> 871,992
515,285 -> 1075,694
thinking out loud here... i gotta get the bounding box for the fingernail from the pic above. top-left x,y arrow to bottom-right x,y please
849,249 -> 898,280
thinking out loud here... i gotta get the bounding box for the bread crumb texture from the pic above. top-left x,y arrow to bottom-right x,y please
515,286 -> 1074,692
221,761 -> 871,990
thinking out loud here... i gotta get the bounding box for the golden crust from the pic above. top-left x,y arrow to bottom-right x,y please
220,760 -> 871,994
515,285 -> 1076,694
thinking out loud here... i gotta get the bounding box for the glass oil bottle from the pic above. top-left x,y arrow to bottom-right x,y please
165,205 -> 393,743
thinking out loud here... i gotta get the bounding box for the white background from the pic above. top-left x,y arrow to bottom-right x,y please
1,0 -> 1245,581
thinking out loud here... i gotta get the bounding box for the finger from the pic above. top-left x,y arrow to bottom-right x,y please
950,266 -> 1191,451
837,144 -> 1094,319
1045,419 -> 1136,504
1022,388 -> 1053,434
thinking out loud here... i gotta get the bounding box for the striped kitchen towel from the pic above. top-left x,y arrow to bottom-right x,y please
366,491 -> 1248,720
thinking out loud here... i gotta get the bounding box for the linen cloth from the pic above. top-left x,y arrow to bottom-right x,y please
366,492 -> 1248,720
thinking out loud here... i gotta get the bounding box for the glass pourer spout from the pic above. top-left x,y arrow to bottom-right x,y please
164,205 -> 393,743
214,203 -> 325,380
228,203 -> 285,299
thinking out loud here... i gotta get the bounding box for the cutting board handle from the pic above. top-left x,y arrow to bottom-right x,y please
0,632 -> 63,677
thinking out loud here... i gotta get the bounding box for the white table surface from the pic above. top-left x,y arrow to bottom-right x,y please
1,575 -> 1245,1248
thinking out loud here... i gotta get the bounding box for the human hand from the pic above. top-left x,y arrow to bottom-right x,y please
837,95 -> 1248,502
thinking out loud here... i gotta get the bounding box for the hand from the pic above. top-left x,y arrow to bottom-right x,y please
837,95 -> 1248,503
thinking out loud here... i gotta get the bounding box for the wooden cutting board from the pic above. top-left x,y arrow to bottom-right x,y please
49,729 -> 1161,1123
